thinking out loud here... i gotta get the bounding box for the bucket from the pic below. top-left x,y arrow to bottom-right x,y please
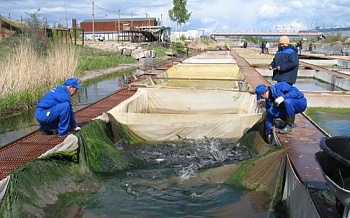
238,81 -> 248,91
319,136 -> 350,216
320,136 -> 350,184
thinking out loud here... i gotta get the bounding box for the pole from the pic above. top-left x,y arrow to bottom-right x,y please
9,13 -> 12,32
130,11 -> 133,43
64,0 -> 68,28
45,17 -> 47,39
0,14 -> 2,39
20,15 -> 23,30
147,13 -> 150,31
118,10 -> 120,42
92,0 -> 95,41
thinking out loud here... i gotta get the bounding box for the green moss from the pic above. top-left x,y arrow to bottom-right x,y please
235,119 -> 265,151
116,122 -> 145,144
77,119 -> 148,175
225,159 -> 251,190
0,156 -> 82,218
225,121 -> 265,190
225,146 -> 282,190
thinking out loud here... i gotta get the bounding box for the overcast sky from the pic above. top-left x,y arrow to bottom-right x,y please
2,0 -> 350,35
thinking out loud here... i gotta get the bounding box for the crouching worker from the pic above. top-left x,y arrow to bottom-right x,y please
255,81 -> 307,143
35,78 -> 82,137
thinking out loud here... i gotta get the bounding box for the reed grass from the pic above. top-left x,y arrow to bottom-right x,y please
0,39 -> 77,113
0,41 -> 167,113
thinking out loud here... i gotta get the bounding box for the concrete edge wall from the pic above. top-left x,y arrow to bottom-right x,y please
305,91 -> 350,108
315,70 -> 350,90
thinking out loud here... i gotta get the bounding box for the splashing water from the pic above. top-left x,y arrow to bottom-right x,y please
179,163 -> 199,181
119,137 -> 253,182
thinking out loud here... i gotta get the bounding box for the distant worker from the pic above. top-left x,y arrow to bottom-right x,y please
265,41 -> 269,54
255,82 -> 307,144
269,36 -> 299,85
309,42 -> 313,52
36,78 -> 82,137
261,41 -> 266,54
296,40 -> 302,55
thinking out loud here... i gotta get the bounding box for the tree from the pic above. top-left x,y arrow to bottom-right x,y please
23,10 -> 50,55
168,0 -> 191,29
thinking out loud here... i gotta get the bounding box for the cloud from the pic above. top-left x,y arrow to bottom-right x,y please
290,1 -> 303,8
201,17 -> 217,25
258,5 -> 280,18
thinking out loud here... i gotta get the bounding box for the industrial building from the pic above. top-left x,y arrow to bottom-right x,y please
80,17 -> 171,43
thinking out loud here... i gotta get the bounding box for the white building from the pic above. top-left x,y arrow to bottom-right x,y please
170,30 -> 205,41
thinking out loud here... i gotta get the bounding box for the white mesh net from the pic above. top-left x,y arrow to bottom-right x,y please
106,88 -> 262,142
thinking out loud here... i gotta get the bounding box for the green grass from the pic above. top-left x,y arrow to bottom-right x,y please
0,45 -> 13,61
148,45 -> 171,57
75,46 -> 136,75
0,88 -> 46,114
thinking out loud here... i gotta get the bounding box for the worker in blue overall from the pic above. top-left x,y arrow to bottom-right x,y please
255,82 -> 307,144
35,78 -> 82,137
269,35 -> 299,85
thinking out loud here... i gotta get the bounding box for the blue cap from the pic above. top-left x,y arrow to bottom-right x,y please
255,84 -> 266,100
64,78 -> 82,89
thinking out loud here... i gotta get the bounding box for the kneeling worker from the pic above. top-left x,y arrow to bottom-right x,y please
36,78 -> 82,137
255,82 -> 307,143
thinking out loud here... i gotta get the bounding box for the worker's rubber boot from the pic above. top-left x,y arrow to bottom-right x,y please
267,134 -> 273,144
274,119 -> 286,129
278,116 -> 295,134
38,126 -> 54,135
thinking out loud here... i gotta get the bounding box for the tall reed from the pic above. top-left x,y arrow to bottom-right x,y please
0,39 -> 78,112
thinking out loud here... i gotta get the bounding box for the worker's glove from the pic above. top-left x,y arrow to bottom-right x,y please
274,96 -> 284,106
73,126 -> 81,131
